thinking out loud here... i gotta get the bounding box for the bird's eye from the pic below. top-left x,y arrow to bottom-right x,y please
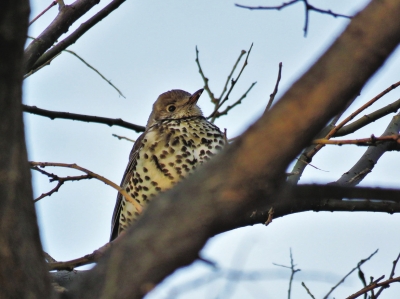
167,105 -> 176,112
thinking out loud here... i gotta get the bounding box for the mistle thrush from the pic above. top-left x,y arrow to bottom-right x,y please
110,89 -> 226,240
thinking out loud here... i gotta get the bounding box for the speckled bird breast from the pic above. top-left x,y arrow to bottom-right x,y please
119,116 -> 225,231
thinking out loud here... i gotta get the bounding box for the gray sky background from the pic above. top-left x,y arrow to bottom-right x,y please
25,1 -> 400,298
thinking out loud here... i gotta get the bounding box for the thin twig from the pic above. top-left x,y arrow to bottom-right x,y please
210,43 -> 253,122
323,249 -> 378,299
29,162 -> 142,213
235,0 -> 351,36
273,249 -> 300,299
265,62 -> 282,113
301,282 -> 316,299
218,50 -> 247,103
210,82 -> 256,119
195,46 -> 216,103
29,1 -> 57,26
31,166 -> 92,202
22,104 -> 145,132
374,252 -> 400,298
112,134 -> 136,143
346,275 -> 400,299
64,50 -> 125,98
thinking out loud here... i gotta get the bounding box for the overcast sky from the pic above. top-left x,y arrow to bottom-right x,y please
25,1 -> 400,298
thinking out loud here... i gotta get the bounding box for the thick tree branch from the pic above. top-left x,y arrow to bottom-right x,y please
65,2 -> 400,298
22,104 -> 145,132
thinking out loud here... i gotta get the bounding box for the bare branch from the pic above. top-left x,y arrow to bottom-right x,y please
273,249 -> 300,299
264,62 -> 282,113
375,252 -> 400,298
48,242 -> 112,271
22,104 -> 145,132
335,114 -> 400,186
346,275 -> 400,299
210,43 -> 253,122
210,81 -> 256,119
313,134 -> 400,146
301,282 -> 316,299
64,50 -> 126,98
29,161 -> 142,213
112,134 -> 135,143
29,1 -> 57,26
335,97 -> 400,137
24,0 -> 101,73
218,49 -> 248,103
23,51 -> 62,79
27,0 -> 128,73
195,46 -> 216,103
235,0 -> 351,36
31,166 -> 93,202
323,250 -> 378,299
306,80 -> 400,159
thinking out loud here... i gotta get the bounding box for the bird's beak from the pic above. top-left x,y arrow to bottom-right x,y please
188,89 -> 204,105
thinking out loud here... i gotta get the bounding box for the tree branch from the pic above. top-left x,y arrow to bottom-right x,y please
335,97 -> 400,136
29,161 -> 143,213
24,0 -> 101,73
29,0 -> 127,74
65,2 -> 400,297
335,113 -> 400,186
22,104 -> 145,132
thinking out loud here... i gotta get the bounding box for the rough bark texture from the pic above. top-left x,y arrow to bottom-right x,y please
62,1 -> 400,298
0,1 -> 52,298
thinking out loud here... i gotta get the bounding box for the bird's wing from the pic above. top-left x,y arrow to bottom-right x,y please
110,132 -> 145,241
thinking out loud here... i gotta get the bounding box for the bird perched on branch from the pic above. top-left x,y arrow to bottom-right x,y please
110,89 -> 226,241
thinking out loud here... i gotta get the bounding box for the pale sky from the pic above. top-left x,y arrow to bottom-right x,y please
25,1 -> 400,298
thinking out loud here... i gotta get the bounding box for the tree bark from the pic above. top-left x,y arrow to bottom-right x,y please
64,1 -> 400,299
0,1 -> 52,298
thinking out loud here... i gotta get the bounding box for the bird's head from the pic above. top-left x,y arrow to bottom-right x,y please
146,89 -> 204,128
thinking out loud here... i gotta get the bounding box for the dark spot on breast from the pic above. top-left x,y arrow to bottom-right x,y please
143,186 -> 149,191
144,153 -> 149,159
143,167 -> 148,173
145,176 -> 150,181
151,181 -> 158,186
155,187 -> 162,191
181,146 -> 187,152
168,162 -> 174,166
215,145 -> 222,150
169,147 -> 175,154
172,137 -> 180,146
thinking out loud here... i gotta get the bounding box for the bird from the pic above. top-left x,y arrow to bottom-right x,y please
110,89 -> 226,241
